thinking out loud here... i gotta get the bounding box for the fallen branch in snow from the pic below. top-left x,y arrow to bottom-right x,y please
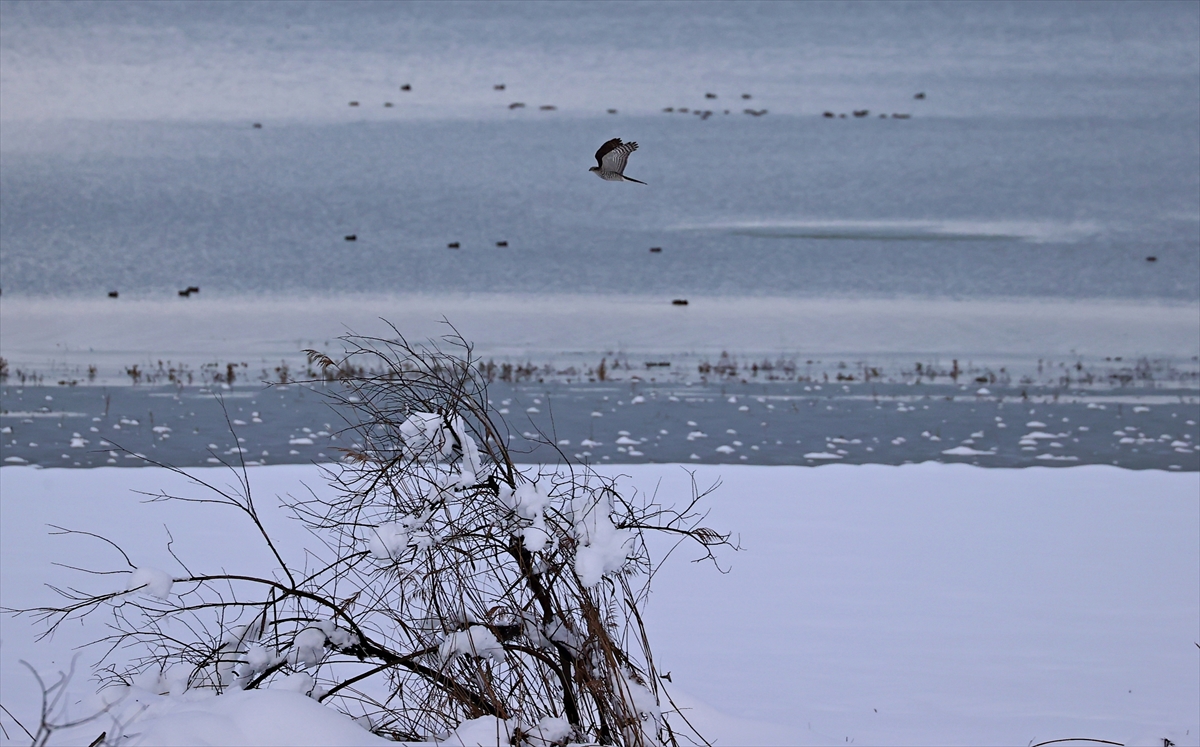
9,325 -> 736,746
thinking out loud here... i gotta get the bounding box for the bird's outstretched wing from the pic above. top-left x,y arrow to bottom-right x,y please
594,138 -> 622,168
595,138 -> 638,175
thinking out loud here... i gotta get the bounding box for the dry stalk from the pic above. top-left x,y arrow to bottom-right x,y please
10,326 -> 734,746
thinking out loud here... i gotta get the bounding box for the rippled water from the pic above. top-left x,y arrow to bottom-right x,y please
1,1 -> 1197,302
2,114 -> 1197,300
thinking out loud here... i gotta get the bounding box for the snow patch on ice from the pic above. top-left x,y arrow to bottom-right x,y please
942,446 -> 996,456
1022,431 -> 1067,440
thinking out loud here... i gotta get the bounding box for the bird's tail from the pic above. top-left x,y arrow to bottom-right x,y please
623,176 -> 648,185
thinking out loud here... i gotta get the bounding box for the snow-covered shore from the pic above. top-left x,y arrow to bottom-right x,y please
2,463 -> 1196,745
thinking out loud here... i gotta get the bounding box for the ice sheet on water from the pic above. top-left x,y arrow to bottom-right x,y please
682,218 -> 1103,244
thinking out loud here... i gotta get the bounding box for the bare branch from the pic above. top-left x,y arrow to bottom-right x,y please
8,326 -> 734,746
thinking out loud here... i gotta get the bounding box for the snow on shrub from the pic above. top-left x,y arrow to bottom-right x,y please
439,626 -> 505,662
572,489 -> 637,586
18,329 -> 732,746
522,716 -> 574,747
289,627 -> 330,669
126,566 -> 174,599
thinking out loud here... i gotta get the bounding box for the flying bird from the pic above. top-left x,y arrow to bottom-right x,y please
590,138 -> 646,184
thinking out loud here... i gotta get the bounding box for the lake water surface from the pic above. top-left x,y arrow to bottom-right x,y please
2,1 -> 1196,303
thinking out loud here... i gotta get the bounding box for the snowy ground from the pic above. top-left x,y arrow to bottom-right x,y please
1,463 -> 1196,746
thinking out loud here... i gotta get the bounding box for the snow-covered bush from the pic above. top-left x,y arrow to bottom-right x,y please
18,328 -> 731,746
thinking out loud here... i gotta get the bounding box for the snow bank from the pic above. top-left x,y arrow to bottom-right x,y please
1,463 -> 1196,746
437,716 -> 514,747
113,687 -> 390,747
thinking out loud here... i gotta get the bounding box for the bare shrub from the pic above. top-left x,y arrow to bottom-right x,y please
15,326 -> 733,746
3,658 -> 111,747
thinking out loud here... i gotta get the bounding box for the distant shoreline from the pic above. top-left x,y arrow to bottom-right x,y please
3,294 -> 1197,388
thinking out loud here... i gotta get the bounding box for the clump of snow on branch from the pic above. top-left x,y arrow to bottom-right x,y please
439,626 -> 505,662
498,481 -> 553,553
126,566 -> 174,599
289,627 -> 329,669
572,489 -> 638,586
